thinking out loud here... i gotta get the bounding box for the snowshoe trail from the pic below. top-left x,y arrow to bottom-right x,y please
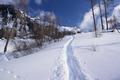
52,36 -> 92,80
64,36 -> 87,80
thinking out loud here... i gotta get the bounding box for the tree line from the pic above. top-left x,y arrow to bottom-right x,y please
0,4 -> 75,55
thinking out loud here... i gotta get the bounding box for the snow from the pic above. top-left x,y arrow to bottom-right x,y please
60,26 -> 75,31
0,32 -> 120,80
1,0 -> 120,79
62,36 -> 92,80
0,36 -> 70,80
72,32 -> 120,80
51,36 -> 89,80
0,40 -> 14,54
59,26 -> 79,33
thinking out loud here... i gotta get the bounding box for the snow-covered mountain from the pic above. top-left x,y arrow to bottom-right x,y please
60,26 -> 80,33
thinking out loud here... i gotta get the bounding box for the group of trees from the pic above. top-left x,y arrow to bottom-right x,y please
0,0 -> 28,54
28,12 -> 65,46
0,2 -> 74,54
89,0 -> 117,37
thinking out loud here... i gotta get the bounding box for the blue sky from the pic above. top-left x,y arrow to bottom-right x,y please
29,0 -> 91,26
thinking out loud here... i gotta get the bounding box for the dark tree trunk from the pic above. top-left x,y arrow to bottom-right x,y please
99,2 -> 104,30
4,38 -> 9,53
90,0 -> 97,37
103,0 -> 109,30
4,29 -> 12,53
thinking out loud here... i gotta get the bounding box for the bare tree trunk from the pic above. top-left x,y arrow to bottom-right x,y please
99,2 -> 104,30
103,0 -> 109,30
4,28 -> 13,53
4,38 -> 10,53
90,0 -> 97,37
4,16 -> 17,53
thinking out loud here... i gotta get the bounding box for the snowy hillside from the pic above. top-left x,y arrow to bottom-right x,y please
72,32 -> 120,80
0,32 -> 120,80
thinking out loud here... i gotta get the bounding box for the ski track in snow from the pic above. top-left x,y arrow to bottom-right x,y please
52,36 -> 93,80
65,36 -> 86,80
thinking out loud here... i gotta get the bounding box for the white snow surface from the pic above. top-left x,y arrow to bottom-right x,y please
0,32 -> 120,80
0,40 -> 14,53
72,32 -> 120,80
0,36 -> 70,80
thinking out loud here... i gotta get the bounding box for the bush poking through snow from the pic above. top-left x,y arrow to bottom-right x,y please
91,45 -> 97,52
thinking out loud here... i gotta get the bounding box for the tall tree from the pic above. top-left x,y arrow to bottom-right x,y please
103,0 -> 109,30
89,0 -> 97,37
98,1 -> 104,30
4,7 -> 16,53
102,0 -> 114,30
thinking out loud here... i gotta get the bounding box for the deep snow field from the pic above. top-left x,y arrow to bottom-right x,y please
0,32 -> 120,80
